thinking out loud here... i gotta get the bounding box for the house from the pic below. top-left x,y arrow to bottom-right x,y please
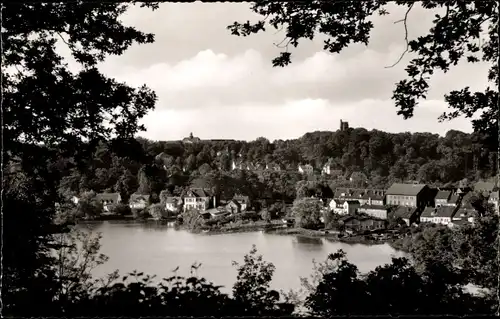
233,195 -> 251,211
420,206 -> 458,226
183,188 -> 215,212
129,194 -> 150,210
386,183 -> 429,208
341,215 -> 386,232
434,190 -> 452,207
205,207 -> 230,219
96,193 -> 122,212
488,190 -> 499,214
358,204 -> 389,220
71,196 -> 79,205
446,192 -> 461,206
165,196 -> 183,212
231,160 -> 244,170
343,200 -> 360,215
321,160 -> 341,176
182,132 -> 201,144
298,164 -> 314,175
329,199 -> 346,215
453,206 -> 478,224
448,218 -> 472,229
226,199 -> 241,214
333,188 -> 385,206
392,206 -> 420,226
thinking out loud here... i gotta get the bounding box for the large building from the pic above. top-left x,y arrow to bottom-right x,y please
340,119 -> 349,131
386,183 -> 429,208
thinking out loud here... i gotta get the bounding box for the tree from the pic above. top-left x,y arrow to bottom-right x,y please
231,245 -> 287,316
77,191 -> 104,219
148,203 -> 166,220
229,1 -> 498,140
2,2 -> 158,316
292,198 -> 323,229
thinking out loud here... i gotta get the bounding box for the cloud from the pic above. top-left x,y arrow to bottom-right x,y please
138,98 -> 473,142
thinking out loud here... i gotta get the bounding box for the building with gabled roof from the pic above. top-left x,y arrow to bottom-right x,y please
129,194 -> 150,210
420,206 -> 458,226
96,192 -> 122,212
386,183 -> 429,208
184,188 -> 216,212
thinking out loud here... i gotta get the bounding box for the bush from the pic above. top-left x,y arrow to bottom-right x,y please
112,203 -> 132,216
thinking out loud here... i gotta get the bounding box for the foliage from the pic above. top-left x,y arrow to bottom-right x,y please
292,198 -> 323,229
303,249 -> 492,316
112,203 -> 132,216
180,209 -> 205,231
229,1 -> 499,142
76,191 -> 103,219
148,203 -> 166,220
231,245 -> 290,316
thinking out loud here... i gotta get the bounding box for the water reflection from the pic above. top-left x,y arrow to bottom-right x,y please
293,236 -> 324,250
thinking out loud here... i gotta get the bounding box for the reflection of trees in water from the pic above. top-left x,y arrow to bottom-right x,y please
294,236 -> 323,248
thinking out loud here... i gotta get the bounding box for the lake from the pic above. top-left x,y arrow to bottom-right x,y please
79,221 -> 405,294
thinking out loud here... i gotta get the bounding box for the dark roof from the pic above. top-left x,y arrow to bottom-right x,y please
421,206 -> 457,218
392,206 -> 418,219
187,188 -> 213,198
489,191 -> 499,201
345,200 -> 361,205
130,194 -> 150,202
96,193 -> 121,201
387,183 -> 427,196
227,199 -> 241,208
449,194 -> 460,203
435,190 -> 451,200
332,199 -> 346,205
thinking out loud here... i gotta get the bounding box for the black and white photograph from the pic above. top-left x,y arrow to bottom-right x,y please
2,0 -> 499,317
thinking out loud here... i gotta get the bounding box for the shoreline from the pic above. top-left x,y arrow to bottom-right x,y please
76,218 -> 399,247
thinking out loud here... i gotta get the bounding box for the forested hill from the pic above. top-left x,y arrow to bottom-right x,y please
51,127 -> 497,203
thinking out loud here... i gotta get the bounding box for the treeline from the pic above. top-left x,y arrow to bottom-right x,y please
52,128 -> 497,203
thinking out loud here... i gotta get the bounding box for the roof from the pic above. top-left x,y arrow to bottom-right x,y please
129,194 -> 150,202
489,190 -> 499,201
454,207 -> 478,219
331,199 -> 346,206
449,194 -> 460,203
474,181 -> 497,192
233,195 -> 250,202
227,199 -> 241,208
386,183 -> 427,196
187,188 -> 213,198
420,206 -> 457,218
392,206 -> 418,219
345,200 -> 361,205
96,193 -> 121,201
166,196 -> 182,204
435,190 -> 451,201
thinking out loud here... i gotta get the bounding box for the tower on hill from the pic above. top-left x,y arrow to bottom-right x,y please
340,120 -> 349,131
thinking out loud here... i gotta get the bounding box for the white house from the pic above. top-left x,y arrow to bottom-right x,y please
420,206 -> 457,226
129,194 -> 150,210
357,204 -> 388,220
329,199 -> 346,215
165,196 -> 183,212
298,164 -> 314,175
183,188 -> 215,212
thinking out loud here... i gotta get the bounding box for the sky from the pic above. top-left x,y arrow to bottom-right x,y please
60,2 -> 490,142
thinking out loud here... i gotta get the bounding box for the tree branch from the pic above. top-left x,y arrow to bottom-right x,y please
385,3 -> 415,69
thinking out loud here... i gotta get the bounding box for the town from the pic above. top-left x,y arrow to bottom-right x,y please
65,123 -> 499,241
